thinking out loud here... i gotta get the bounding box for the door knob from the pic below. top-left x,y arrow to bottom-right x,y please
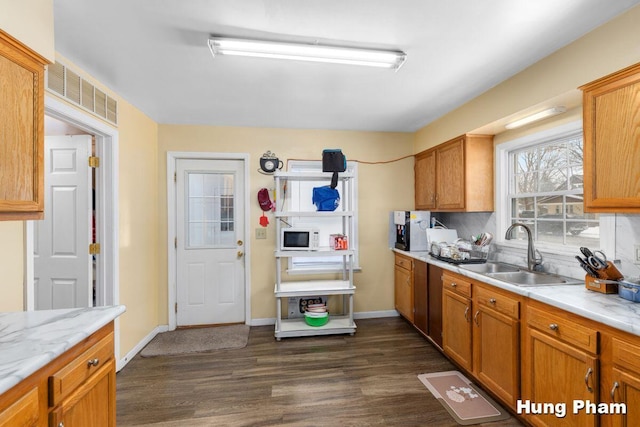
237,251 -> 244,258
237,240 -> 243,246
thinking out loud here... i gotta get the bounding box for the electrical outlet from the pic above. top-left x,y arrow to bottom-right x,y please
634,245 -> 640,264
255,228 -> 267,239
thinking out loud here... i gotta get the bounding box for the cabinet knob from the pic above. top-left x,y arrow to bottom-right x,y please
489,298 -> 497,304
87,358 -> 100,367
58,423 -> 64,427
451,282 -> 457,288
464,306 -> 470,322
549,323 -> 559,331
474,310 -> 480,326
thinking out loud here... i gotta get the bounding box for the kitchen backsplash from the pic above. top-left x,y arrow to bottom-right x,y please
436,212 -> 640,281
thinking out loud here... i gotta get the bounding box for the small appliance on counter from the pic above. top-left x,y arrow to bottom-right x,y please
389,211 -> 430,251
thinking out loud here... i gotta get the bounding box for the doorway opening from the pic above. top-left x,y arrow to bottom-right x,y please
24,96 -> 119,312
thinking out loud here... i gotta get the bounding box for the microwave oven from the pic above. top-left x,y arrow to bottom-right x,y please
281,228 -> 320,251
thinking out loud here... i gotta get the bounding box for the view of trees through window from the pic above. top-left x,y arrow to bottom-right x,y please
509,131 -> 599,247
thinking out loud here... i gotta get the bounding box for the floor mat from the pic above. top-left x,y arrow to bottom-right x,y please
140,324 -> 249,357
418,371 -> 510,425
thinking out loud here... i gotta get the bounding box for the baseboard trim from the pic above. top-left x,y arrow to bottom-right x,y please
117,324 -> 169,372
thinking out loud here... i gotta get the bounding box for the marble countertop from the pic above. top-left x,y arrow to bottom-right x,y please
395,249 -> 640,337
0,305 -> 126,395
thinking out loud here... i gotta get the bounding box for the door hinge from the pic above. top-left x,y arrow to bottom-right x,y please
174,237 -> 177,249
174,172 -> 177,182
175,302 -> 178,313
89,156 -> 100,168
89,243 -> 101,255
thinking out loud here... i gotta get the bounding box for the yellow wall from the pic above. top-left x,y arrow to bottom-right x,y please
157,126 -> 414,321
116,101 -> 160,356
0,0 -> 55,61
415,4 -> 640,151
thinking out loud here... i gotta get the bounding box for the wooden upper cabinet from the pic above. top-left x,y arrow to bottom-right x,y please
0,30 -> 48,220
580,61 -> 640,213
415,149 -> 436,210
415,134 -> 494,212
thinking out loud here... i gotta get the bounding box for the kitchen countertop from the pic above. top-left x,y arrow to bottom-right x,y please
394,249 -> 640,337
0,305 -> 126,395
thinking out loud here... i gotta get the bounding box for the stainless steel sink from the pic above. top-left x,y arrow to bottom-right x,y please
460,262 -> 520,274
487,270 -> 582,286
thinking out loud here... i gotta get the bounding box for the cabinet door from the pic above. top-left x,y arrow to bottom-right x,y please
474,306 -> 520,407
442,289 -> 472,372
0,387 -> 39,427
525,328 -> 598,427
415,149 -> 436,210
436,138 -> 465,210
610,367 -> 640,427
50,359 -> 116,427
427,264 -> 443,348
582,63 -> 640,212
0,30 -> 46,220
394,265 -> 413,322
413,260 -> 428,335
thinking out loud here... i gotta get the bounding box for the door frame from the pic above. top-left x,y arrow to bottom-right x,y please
24,95 -> 120,354
167,152 -> 251,331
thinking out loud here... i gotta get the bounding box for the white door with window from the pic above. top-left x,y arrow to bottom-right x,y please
176,159 -> 245,326
34,135 -> 92,309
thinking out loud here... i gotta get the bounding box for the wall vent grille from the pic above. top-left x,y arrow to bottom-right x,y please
46,61 -> 118,125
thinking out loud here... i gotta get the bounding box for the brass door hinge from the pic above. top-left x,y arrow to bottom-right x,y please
89,156 -> 100,168
89,243 -> 101,255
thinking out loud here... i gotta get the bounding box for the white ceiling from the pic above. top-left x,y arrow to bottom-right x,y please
52,0 -> 640,132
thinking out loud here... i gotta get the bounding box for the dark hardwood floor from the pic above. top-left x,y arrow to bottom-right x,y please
116,317 -> 523,426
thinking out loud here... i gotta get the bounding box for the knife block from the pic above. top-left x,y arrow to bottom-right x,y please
585,275 -> 619,294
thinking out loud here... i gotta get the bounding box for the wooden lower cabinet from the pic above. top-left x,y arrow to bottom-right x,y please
473,284 -> 520,408
523,304 -> 599,427
602,337 -> 640,426
394,253 -> 414,322
50,359 -> 115,427
442,272 -> 473,372
0,387 -> 40,426
0,323 -> 115,427
609,368 -> 640,427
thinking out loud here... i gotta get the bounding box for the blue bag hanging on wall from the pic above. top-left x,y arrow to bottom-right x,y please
312,186 -> 340,211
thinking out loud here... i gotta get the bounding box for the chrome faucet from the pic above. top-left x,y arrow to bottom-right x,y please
505,223 -> 543,271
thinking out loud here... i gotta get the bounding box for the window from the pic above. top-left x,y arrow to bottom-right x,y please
496,121 -> 611,253
285,160 -> 359,273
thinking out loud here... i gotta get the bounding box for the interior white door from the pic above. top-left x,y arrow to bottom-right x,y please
176,159 -> 245,326
34,135 -> 92,309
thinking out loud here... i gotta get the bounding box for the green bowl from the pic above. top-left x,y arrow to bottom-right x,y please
304,313 -> 329,327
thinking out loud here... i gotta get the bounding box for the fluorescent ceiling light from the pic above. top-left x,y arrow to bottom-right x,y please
505,107 -> 567,129
208,36 -> 407,70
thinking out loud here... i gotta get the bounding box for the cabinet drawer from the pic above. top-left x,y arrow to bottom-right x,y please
475,286 -> 519,319
395,254 -> 413,271
442,273 -> 471,298
0,387 -> 39,427
49,332 -> 114,406
527,306 -> 598,354
612,337 -> 640,375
